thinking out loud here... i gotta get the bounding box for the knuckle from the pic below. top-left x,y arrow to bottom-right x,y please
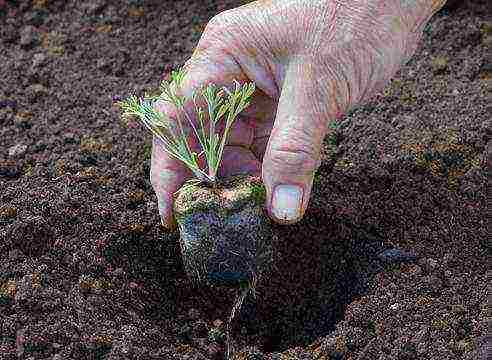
268,126 -> 320,173
203,13 -> 227,35
201,10 -> 245,45
268,147 -> 319,174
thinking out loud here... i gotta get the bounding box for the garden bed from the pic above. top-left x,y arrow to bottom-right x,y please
0,0 -> 488,359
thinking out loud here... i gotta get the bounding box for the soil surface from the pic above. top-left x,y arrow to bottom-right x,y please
0,0 -> 489,359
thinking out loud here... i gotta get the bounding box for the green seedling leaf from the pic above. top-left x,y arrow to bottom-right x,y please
116,67 -> 256,186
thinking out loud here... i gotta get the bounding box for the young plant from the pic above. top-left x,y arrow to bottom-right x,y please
116,67 -> 256,188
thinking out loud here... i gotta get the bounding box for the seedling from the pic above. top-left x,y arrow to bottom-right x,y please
116,67 -> 256,189
117,69 -> 266,354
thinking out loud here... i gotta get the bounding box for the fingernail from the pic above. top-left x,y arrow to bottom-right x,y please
271,185 -> 302,221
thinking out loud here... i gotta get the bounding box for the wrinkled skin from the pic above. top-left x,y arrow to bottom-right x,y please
151,0 -> 447,229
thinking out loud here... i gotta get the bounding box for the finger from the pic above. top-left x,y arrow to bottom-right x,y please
262,57 -> 338,225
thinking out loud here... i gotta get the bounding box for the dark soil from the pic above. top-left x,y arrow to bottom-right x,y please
0,0 -> 488,359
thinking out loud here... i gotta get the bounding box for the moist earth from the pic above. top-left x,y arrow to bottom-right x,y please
0,0 -> 489,359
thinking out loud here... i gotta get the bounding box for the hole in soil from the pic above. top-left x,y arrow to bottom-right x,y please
103,214 -> 389,356
236,257 -> 367,354
270,221 -> 386,353
192,218 -> 388,355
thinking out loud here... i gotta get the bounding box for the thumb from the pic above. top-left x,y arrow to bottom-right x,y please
263,57 -> 335,225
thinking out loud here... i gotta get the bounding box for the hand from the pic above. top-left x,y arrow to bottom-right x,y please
151,0 -> 446,229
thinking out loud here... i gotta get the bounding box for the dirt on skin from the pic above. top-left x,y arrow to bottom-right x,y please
0,0 -> 489,359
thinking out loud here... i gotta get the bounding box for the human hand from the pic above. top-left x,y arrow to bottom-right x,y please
151,0 -> 447,229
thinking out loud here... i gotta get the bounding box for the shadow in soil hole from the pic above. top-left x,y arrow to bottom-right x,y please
102,213 -> 404,355
204,213 -> 393,353
189,210 -> 396,352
